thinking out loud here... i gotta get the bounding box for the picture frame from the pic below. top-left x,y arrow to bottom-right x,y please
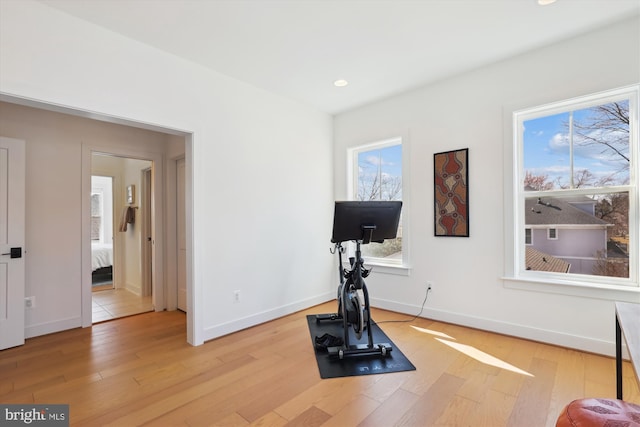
126,185 -> 135,205
434,148 -> 469,237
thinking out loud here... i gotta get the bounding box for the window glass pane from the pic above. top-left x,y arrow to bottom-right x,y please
523,112 -> 570,191
357,145 -> 402,201
355,144 -> 402,261
572,101 -> 630,187
524,192 -> 629,278
523,100 -> 630,191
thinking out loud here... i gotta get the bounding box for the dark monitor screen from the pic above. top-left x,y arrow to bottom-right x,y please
331,201 -> 402,243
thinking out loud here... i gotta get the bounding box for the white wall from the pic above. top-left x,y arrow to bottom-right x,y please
121,158 -> 152,295
334,16 -> 640,356
0,0 -> 334,345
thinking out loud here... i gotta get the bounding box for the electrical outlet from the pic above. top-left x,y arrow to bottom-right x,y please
25,296 -> 35,309
233,290 -> 241,303
426,281 -> 433,292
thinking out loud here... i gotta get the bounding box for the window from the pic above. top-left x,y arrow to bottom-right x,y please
525,228 -> 532,245
90,192 -> 103,241
513,86 -> 638,286
349,137 -> 405,266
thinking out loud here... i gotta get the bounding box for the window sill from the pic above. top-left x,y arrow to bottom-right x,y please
502,276 -> 640,302
366,262 -> 411,276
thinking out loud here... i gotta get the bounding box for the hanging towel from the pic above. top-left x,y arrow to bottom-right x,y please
118,206 -> 135,232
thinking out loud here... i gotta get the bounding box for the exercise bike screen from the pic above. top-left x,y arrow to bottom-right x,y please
331,201 -> 402,243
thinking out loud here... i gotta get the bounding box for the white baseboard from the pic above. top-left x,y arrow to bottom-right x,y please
370,297 -> 626,358
25,316 -> 83,339
202,292 -> 334,342
125,282 -> 142,296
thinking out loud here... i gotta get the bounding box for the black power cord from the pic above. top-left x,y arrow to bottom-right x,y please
374,285 -> 431,325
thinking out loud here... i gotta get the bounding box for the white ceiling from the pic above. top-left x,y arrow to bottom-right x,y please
40,0 -> 639,115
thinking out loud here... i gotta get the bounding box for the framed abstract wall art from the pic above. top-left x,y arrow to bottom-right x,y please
434,148 -> 469,237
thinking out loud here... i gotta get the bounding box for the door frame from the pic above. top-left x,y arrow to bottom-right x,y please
176,157 -> 187,312
141,167 -> 152,297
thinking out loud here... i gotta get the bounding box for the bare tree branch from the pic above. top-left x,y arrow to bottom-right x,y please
572,101 -> 630,163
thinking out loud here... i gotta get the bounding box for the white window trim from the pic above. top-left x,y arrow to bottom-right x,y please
525,228 -> 533,245
503,85 -> 639,301
547,228 -> 558,240
347,136 -> 410,273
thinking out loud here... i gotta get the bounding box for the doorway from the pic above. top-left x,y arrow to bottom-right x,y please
90,175 -> 115,292
1,95 -> 194,345
91,154 -> 154,322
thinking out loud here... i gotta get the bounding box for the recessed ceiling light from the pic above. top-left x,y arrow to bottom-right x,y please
538,0 -> 557,5
334,79 -> 349,87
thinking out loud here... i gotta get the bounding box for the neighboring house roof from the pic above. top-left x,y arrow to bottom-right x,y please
525,197 -> 610,226
525,247 -> 571,273
607,240 -> 629,259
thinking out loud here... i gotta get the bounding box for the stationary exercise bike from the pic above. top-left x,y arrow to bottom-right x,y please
316,201 -> 402,360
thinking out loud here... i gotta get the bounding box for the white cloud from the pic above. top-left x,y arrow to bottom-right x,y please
364,155 -> 396,167
548,132 -> 569,153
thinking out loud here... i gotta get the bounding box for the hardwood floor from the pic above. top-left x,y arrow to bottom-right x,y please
1,301 -> 638,426
92,288 -> 153,322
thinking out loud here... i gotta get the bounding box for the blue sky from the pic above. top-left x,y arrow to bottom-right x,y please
357,144 -> 402,201
358,144 -> 402,179
523,102 -> 630,189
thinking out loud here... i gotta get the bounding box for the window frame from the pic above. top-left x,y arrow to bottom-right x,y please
547,228 -> 558,240
347,136 -> 409,273
506,85 -> 639,297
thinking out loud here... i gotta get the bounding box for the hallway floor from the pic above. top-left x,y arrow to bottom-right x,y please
92,288 -> 153,322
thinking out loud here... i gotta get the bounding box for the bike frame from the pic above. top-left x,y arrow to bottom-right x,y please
340,240 -> 374,349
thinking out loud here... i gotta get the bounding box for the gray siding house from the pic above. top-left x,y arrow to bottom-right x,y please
525,196 -> 611,275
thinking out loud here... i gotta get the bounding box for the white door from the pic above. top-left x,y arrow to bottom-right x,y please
0,137 -> 26,350
177,159 -> 187,312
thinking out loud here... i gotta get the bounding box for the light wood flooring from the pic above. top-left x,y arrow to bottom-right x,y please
1,301 -> 638,426
92,288 -> 153,322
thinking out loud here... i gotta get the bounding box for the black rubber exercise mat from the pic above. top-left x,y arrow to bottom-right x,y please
306,314 -> 416,379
